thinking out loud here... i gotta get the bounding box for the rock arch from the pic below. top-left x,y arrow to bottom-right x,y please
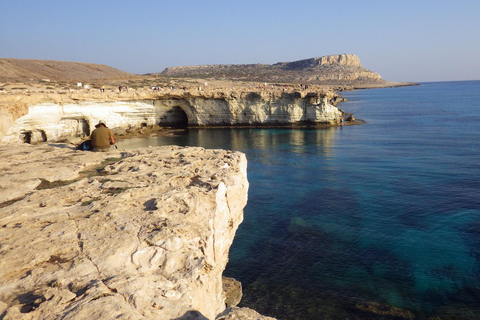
159,106 -> 189,128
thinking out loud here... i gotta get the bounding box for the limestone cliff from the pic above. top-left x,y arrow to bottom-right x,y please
1,90 -> 345,144
0,143 -> 274,320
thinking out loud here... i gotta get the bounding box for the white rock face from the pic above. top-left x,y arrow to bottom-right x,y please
1,93 -> 343,143
1,101 -> 158,143
0,143 -> 273,319
181,93 -> 342,126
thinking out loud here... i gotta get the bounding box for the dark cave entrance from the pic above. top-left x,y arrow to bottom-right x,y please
82,120 -> 91,136
21,130 -> 47,144
160,106 -> 189,128
22,131 -> 31,144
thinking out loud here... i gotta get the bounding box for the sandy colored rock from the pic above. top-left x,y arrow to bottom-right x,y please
222,277 -> 242,307
0,143 -> 274,319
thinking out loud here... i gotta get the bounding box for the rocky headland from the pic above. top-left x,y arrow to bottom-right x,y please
0,143 -> 276,320
159,54 -> 404,87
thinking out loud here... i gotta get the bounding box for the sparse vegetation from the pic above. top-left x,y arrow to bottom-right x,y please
157,54 -> 385,85
81,197 -> 102,206
0,196 -> 28,209
102,187 -> 132,196
32,157 -> 126,194
36,178 -> 76,190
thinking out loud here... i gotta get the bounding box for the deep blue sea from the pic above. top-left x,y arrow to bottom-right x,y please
117,81 -> 480,319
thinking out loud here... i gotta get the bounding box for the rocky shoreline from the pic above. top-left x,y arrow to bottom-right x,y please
0,83 -> 353,145
0,143 -> 276,320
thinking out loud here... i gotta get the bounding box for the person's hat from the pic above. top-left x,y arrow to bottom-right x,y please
95,120 -> 107,128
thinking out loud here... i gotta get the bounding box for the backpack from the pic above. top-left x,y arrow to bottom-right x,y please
77,140 -> 93,151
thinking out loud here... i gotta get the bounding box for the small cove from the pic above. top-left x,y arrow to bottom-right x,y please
116,81 -> 480,319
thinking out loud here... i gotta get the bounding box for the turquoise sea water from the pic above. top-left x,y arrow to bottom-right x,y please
116,81 -> 480,319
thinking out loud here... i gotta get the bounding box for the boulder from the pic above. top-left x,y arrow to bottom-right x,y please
222,277 -> 242,308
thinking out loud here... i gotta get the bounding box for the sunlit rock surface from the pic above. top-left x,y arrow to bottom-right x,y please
0,143 -> 273,319
0,90 -> 343,144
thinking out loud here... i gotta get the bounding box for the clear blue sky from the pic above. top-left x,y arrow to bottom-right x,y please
1,0 -> 479,82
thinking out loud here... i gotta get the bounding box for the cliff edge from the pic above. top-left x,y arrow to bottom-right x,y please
0,143 -> 274,320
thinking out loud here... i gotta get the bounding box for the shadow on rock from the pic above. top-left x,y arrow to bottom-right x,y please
173,310 -> 208,320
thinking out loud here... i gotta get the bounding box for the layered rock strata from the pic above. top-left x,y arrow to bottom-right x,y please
0,143 -> 273,319
1,91 -> 344,144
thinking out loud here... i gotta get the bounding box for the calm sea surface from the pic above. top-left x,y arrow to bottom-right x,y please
116,81 -> 480,319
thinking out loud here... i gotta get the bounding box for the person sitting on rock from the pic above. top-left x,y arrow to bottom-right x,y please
91,120 -> 115,152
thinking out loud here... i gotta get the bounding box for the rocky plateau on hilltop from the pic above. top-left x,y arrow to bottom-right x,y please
159,54 -> 403,87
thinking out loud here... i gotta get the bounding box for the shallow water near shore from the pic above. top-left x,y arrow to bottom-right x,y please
116,81 -> 480,319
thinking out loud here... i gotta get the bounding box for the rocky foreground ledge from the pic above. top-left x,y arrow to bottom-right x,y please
0,143 -> 275,320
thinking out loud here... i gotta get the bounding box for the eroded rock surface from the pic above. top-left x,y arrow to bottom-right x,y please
0,90 -> 344,144
0,143 -> 273,319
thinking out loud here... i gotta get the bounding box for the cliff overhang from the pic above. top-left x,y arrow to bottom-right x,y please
1,90 -> 347,144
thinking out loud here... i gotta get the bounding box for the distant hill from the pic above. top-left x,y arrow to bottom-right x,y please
0,58 -> 139,82
159,54 -> 386,85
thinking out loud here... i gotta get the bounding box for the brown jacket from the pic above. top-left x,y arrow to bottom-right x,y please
91,126 -> 115,149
